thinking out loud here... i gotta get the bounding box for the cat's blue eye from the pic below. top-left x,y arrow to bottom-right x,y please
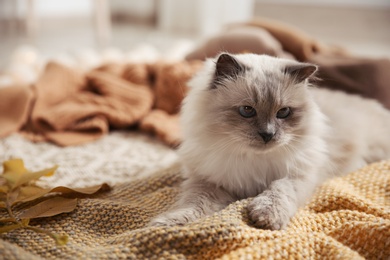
239,106 -> 256,118
276,107 -> 291,119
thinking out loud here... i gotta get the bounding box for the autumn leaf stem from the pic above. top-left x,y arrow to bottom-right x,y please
0,222 -> 23,234
25,225 -> 52,236
0,217 -> 18,223
5,201 -> 16,222
25,225 -> 68,246
25,225 -> 58,243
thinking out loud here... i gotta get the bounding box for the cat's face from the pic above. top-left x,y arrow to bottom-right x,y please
202,53 -> 317,153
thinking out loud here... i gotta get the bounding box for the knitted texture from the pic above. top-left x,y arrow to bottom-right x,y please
1,159 -> 389,259
0,133 -> 178,189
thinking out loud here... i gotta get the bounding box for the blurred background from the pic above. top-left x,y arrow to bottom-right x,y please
0,0 -> 389,71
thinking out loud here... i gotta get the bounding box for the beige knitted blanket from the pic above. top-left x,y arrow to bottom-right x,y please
1,157 -> 389,259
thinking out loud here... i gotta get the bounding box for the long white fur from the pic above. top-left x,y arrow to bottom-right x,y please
180,55 -> 329,199
150,54 -> 390,229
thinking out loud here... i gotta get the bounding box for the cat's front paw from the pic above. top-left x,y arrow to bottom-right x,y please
149,208 -> 201,227
247,194 -> 292,230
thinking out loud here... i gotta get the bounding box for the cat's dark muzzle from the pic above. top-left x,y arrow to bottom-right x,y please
258,131 -> 275,144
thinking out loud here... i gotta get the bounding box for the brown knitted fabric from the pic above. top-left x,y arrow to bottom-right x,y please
1,160 -> 389,259
27,62 -> 154,146
242,18 -> 349,61
0,60 -> 201,147
140,109 -> 181,147
185,26 -> 294,61
0,86 -> 34,137
86,70 -> 153,127
153,61 -> 204,114
309,55 -> 390,110
122,63 -> 153,86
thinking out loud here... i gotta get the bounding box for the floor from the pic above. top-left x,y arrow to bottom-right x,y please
0,3 -> 389,70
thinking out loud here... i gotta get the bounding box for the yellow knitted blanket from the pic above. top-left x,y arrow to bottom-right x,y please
1,160 -> 389,259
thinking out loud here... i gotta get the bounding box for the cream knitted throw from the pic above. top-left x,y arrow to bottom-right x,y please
1,151 -> 389,259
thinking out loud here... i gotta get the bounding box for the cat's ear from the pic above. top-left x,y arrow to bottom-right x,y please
213,53 -> 245,88
284,63 -> 318,83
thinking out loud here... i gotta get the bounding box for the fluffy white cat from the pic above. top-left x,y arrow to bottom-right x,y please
150,53 -> 390,230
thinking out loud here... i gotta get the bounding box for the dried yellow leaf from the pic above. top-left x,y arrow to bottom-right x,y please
3,159 -> 27,174
19,167 -> 57,188
53,234 -> 69,246
50,183 -> 111,195
2,159 -> 27,187
11,184 -> 110,206
13,186 -> 50,205
2,158 -> 57,189
19,197 -> 77,219
0,185 -> 9,193
20,218 -> 30,226
0,223 -> 23,234
7,189 -> 20,206
0,158 -> 110,247
0,178 -> 6,186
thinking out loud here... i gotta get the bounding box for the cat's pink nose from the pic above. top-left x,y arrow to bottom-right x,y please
259,132 -> 274,143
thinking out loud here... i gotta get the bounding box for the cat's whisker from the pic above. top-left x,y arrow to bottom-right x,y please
210,137 -> 242,154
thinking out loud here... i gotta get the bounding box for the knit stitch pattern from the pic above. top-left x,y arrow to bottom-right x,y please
1,160 -> 389,259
